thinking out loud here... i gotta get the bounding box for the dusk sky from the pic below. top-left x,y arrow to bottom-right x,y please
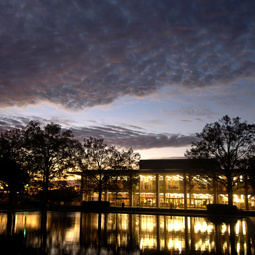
1,0 -> 255,159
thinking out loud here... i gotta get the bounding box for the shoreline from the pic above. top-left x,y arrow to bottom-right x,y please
1,204 -> 255,217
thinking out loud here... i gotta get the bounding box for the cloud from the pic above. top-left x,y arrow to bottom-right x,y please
67,125 -> 198,150
164,105 -> 217,117
1,0 -> 255,109
184,106 -> 216,117
0,115 -> 197,150
0,116 -> 31,131
180,120 -> 193,123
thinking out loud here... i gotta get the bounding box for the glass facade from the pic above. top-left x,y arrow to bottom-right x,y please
81,159 -> 255,210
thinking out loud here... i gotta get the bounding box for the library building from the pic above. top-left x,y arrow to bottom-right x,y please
80,159 -> 255,210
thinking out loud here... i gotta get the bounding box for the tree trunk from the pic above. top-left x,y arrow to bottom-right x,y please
227,176 -> 234,206
227,187 -> 233,206
43,167 -> 49,206
98,184 -> 102,202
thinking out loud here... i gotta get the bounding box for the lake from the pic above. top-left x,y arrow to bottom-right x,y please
0,211 -> 253,254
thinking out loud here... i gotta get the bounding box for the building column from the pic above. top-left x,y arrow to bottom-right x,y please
156,174 -> 160,208
82,173 -> 89,202
163,175 -> 166,204
213,176 -> 218,204
81,173 -> 84,202
183,172 -> 187,210
129,187 -> 133,207
244,174 -> 249,211
139,177 -> 141,206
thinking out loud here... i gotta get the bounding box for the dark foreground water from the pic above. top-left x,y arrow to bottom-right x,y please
0,211 -> 253,255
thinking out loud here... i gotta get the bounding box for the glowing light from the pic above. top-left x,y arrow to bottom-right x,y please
234,194 -> 239,202
242,220 -> 247,234
235,221 -> 240,234
221,224 -> 227,234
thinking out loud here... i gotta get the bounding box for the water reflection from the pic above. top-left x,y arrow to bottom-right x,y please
0,211 -> 253,254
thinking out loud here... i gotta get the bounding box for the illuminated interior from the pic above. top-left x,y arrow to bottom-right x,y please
81,173 -> 254,210
79,159 -> 255,210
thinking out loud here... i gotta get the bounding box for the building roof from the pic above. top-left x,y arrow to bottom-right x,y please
139,158 -> 220,172
140,159 -> 195,170
71,159 -> 220,176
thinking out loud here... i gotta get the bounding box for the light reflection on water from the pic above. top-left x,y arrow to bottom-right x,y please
0,211 -> 253,254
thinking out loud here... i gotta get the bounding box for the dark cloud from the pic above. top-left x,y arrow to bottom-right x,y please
68,125 -> 197,150
1,0 -> 255,109
0,115 -> 31,133
0,115 -> 196,150
0,116 -> 30,129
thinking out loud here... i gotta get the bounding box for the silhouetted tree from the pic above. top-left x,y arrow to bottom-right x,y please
24,121 -> 80,205
119,149 -> 140,206
79,137 -> 140,202
0,129 -> 29,206
106,149 -> 140,205
185,115 -> 255,206
246,156 -> 255,194
79,138 -> 116,202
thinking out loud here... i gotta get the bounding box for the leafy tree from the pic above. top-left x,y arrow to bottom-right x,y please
79,137 -> 117,202
107,175 -> 124,204
118,148 -> 140,206
0,129 -> 29,206
79,137 -> 140,202
185,115 -> 255,206
106,149 -> 140,205
24,121 -> 80,205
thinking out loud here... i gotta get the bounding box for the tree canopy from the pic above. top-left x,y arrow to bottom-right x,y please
78,137 -> 140,202
0,129 -> 29,205
185,115 -> 255,206
0,121 -> 140,206
24,121 -> 80,204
